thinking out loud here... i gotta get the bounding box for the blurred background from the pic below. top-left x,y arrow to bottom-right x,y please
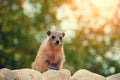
0,0 -> 120,76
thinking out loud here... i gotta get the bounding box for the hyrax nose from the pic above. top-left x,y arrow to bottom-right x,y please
56,40 -> 59,44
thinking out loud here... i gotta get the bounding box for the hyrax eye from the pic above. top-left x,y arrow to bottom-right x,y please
52,36 -> 56,39
60,37 -> 62,40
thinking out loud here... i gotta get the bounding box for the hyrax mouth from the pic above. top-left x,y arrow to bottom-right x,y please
54,42 -> 60,46
50,40 -> 61,46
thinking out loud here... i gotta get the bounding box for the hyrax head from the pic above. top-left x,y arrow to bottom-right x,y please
47,30 -> 65,46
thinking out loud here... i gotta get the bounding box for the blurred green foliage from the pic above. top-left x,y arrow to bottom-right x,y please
0,0 -> 120,76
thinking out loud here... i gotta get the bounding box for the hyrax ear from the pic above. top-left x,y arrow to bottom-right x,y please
62,32 -> 65,37
47,30 -> 51,36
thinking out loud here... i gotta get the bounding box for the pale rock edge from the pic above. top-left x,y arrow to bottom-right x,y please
0,68 -> 120,80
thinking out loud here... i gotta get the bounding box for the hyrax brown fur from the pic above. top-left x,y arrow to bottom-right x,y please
32,30 -> 65,73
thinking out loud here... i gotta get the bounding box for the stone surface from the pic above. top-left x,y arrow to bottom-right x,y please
13,69 -> 43,80
0,68 -> 120,80
71,69 -> 106,80
106,73 -> 120,80
42,69 -> 71,80
0,73 -> 5,80
0,68 -> 18,80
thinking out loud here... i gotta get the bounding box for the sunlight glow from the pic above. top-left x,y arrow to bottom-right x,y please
23,0 -> 41,18
90,0 -> 119,9
56,0 -> 120,37
56,4 -> 78,40
104,25 -> 111,34
105,40 -> 120,61
74,0 -> 119,28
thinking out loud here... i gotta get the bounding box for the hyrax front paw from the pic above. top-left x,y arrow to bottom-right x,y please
49,67 -> 59,70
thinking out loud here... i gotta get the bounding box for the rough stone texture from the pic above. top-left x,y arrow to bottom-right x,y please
0,73 -> 5,80
106,73 -> 120,80
0,68 -> 18,80
71,69 -> 106,80
0,68 -> 120,80
42,69 -> 71,80
13,69 -> 43,80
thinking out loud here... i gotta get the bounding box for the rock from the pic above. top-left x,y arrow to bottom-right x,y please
12,69 -> 43,80
42,69 -> 71,80
71,69 -> 105,80
0,68 -> 18,80
1,68 -> 120,80
0,73 -> 5,80
106,73 -> 120,80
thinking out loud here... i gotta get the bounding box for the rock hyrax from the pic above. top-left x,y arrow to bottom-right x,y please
32,30 -> 65,73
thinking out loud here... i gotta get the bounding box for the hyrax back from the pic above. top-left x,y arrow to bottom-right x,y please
32,30 -> 65,73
